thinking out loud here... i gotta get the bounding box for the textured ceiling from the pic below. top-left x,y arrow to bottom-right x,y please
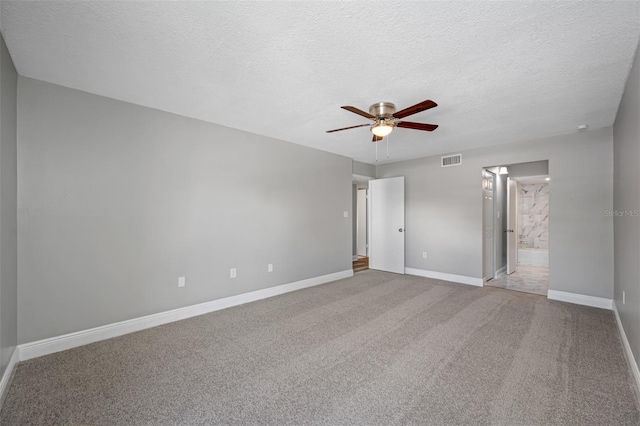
2,1 -> 639,164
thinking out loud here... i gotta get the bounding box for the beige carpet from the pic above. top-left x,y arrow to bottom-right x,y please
2,270 -> 638,425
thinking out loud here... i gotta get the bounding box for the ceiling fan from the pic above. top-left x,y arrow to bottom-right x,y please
326,99 -> 439,142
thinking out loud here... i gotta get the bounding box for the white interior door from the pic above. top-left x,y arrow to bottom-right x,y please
369,177 -> 405,274
507,178 -> 517,274
483,170 -> 495,280
356,189 -> 367,257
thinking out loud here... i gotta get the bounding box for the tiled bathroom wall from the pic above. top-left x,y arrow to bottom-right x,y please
518,183 -> 549,249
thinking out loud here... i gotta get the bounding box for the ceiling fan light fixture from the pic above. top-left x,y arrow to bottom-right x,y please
371,122 -> 394,137
326,99 -> 438,143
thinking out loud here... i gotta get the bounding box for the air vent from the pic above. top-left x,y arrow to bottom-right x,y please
441,154 -> 462,167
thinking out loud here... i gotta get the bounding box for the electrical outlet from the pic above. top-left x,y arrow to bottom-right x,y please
268,264 -> 273,272
230,268 -> 237,278
343,211 -> 349,218
623,291 -> 625,305
422,252 -> 427,259
178,276 -> 186,288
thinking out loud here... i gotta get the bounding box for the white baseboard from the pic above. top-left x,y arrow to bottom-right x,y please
494,266 -> 507,278
19,269 -> 354,361
0,347 -> 19,407
405,268 -> 484,287
547,290 -> 613,310
613,301 -> 640,404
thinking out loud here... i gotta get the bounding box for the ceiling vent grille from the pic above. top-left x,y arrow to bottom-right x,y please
441,154 -> 462,167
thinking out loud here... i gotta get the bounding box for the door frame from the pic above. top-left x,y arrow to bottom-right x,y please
356,188 -> 368,257
352,174 -> 374,260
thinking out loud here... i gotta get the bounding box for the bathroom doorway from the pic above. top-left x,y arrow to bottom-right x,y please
483,161 -> 550,296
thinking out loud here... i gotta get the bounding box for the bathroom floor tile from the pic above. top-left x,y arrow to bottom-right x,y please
486,265 -> 549,296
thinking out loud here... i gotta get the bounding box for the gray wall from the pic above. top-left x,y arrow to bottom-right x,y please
352,160 -> 375,178
613,42 -> 640,371
0,33 -> 17,379
17,77 -> 353,343
377,127 -> 614,298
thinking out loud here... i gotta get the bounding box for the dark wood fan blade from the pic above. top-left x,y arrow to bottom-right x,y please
326,124 -> 371,133
341,106 -> 375,120
397,121 -> 439,131
372,134 -> 383,142
393,100 -> 437,119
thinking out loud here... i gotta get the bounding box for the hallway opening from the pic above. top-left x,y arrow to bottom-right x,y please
483,161 -> 549,296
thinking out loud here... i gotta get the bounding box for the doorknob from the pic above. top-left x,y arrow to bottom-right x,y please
398,228 -> 404,232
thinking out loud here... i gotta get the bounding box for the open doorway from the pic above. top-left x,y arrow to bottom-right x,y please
483,161 -> 549,296
353,174 -> 373,272
352,175 -> 406,274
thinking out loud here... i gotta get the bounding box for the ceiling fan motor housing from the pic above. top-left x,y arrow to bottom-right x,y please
369,102 -> 396,118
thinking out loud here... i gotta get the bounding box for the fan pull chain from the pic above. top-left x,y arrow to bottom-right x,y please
386,133 -> 390,159
375,138 -> 378,162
